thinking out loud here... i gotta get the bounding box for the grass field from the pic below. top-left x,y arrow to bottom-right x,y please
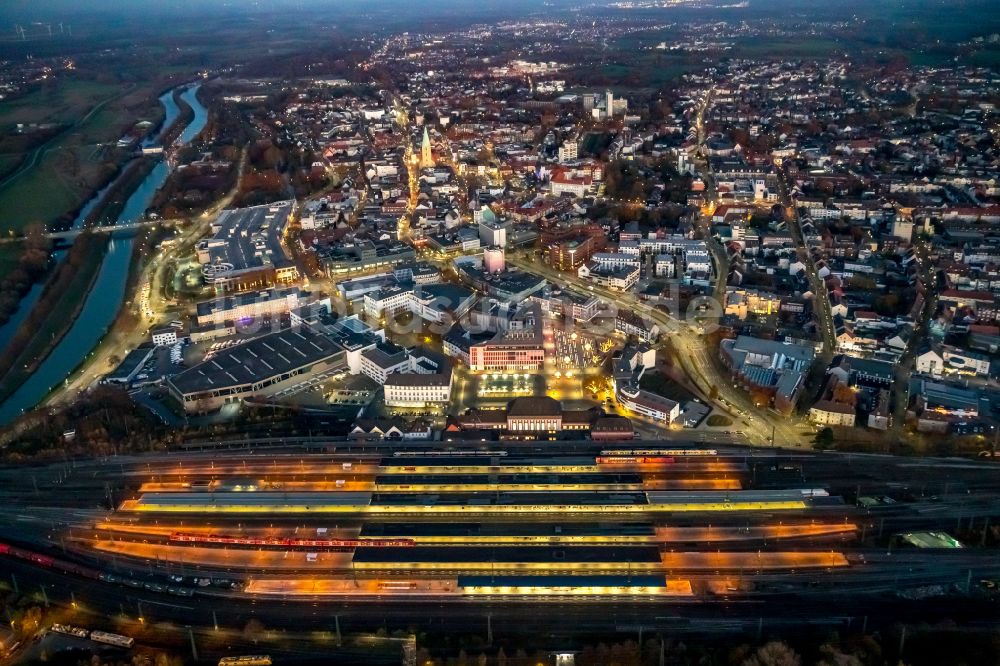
580,132 -> 613,156
0,146 -> 121,231
0,79 -> 121,129
597,53 -> 698,88
0,77 -> 164,234
966,47 -> 1000,68
0,154 -> 23,181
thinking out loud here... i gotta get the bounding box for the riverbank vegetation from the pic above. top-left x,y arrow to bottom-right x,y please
0,232 -> 106,404
157,85 -> 196,148
0,390 -> 356,461
0,225 -> 52,325
148,86 -> 245,218
1,387 -> 164,461
152,145 -> 238,218
83,156 -> 159,227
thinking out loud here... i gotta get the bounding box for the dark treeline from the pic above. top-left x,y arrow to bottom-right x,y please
0,225 -> 51,326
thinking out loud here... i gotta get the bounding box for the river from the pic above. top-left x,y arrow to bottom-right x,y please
0,83 -> 208,423
0,87 -> 188,344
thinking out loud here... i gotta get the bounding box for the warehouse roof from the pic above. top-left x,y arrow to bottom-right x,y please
169,324 -> 344,395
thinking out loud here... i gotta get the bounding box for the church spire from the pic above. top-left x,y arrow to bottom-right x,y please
420,126 -> 434,169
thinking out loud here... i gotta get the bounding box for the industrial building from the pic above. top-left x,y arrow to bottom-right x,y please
166,323 -> 346,412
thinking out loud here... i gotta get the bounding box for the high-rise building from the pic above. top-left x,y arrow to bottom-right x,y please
484,246 -> 506,273
478,209 -> 510,247
557,140 -> 578,163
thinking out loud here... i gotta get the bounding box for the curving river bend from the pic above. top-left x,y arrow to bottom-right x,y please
0,84 -> 208,423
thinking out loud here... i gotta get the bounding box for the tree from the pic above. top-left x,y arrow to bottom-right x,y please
749,387 -> 772,409
742,641 -> 801,666
817,644 -> 864,666
13,606 -> 43,638
814,427 -> 835,450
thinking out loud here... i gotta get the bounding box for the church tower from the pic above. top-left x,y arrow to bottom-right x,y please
420,126 -> 434,169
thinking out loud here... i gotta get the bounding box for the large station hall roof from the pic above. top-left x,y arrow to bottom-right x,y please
170,324 -> 344,395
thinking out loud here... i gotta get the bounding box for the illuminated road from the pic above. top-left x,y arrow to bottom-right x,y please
505,253 -> 810,447
50,147 -> 251,408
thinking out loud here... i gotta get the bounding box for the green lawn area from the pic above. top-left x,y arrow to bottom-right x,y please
966,48 -> 1000,67
0,146 -> 118,231
579,132 -> 613,156
600,56 -> 696,87
0,154 -> 23,181
0,79 -> 120,129
706,414 -> 734,428
602,64 -> 630,79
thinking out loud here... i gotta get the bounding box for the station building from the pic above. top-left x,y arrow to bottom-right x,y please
451,396 -> 627,439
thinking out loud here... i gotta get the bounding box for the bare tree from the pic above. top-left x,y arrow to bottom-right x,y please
742,641 -> 802,666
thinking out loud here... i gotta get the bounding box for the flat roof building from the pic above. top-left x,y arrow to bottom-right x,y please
720,336 -> 815,414
323,240 -> 416,275
384,372 -> 453,407
195,287 -> 309,326
469,326 -> 546,373
616,382 -> 680,424
167,323 -> 345,413
360,340 -> 412,384
198,201 -> 298,291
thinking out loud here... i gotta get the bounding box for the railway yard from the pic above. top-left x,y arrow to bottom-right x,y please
1,445 -> 999,619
